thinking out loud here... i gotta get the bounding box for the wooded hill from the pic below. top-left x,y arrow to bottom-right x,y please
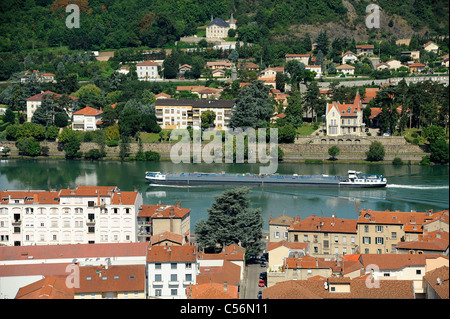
0,0 -> 448,53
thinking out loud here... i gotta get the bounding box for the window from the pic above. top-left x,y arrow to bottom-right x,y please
185,263 -> 192,270
171,289 -> 177,296
155,289 -> 162,296
363,237 -> 371,244
323,240 -> 329,249
391,232 -> 397,239
416,269 -> 422,275
375,225 -> 383,233
334,236 -> 339,243
155,274 -> 162,282
170,274 -> 177,282
384,273 -> 390,277
342,236 -> 347,244
375,237 -> 384,245
88,201 -> 94,207
171,263 -> 177,270
274,231 -> 280,239
155,263 -> 161,270
185,274 -> 192,282
364,225 -> 369,233
304,235 -> 308,242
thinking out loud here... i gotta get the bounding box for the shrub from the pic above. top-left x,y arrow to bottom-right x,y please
328,146 -> 340,160
16,137 -> 41,156
144,150 -> 160,161
392,157 -> 403,165
429,139 -> 449,164
107,140 -> 119,147
419,155 -> 431,166
366,141 -> 385,161
412,138 -> 419,145
84,149 -> 104,160
40,146 -> 50,156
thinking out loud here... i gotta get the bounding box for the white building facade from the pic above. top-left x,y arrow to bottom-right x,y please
136,61 -> 159,81
0,186 -> 142,246
146,245 -> 198,299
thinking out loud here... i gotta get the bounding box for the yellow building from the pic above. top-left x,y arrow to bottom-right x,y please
155,99 -> 235,130
74,264 -> 146,299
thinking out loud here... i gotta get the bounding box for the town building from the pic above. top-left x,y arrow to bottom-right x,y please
155,98 -> 235,130
401,50 -> 420,61
325,91 -> 365,136
305,65 -> 322,78
146,245 -> 198,299
423,41 -> 439,54
423,265 -> 449,299
336,64 -> 355,75
356,44 -> 374,56
178,64 -> 192,78
206,14 -> 236,39
137,202 -> 191,244
266,240 -> 308,273
285,54 -> 310,65
288,215 -> 358,257
385,59 -> 403,70
136,60 -> 159,81
268,215 -> 295,242
26,90 -> 77,122
0,186 -> 142,247
206,61 -> 233,70
408,62 -> 426,73
74,264 -> 146,299
341,51 -> 358,64
72,106 -> 103,131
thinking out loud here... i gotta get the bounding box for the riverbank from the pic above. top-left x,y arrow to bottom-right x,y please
0,135 -> 430,164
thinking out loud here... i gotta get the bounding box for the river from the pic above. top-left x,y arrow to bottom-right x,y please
0,160 -> 448,231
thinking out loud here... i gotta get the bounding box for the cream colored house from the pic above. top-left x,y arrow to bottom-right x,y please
342,51 -> 358,64
136,60 -> 159,81
285,54 -> 310,65
268,215 -> 295,242
325,91 -> 365,136
385,59 -> 403,70
206,14 -> 236,39
336,64 -> 355,75
423,41 -> 439,54
72,106 -> 103,131
375,63 -> 390,71
266,241 -> 308,272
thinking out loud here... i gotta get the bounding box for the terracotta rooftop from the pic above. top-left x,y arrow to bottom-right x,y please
269,215 -> 295,226
187,282 -> 239,299
423,266 -> 449,299
73,106 -> 103,116
16,276 -> 74,299
289,214 -> 357,234
139,203 -> 190,218
146,245 -> 197,263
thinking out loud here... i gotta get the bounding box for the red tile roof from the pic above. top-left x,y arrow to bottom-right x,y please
358,253 -> 427,270
150,231 -> 183,245
327,92 -> 363,118
197,259 -> 241,286
75,264 -> 146,293
146,245 -> 197,263
357,209 -> 436,228
136,60 -> 158,66
16,276 -> 74,299
356,44 -> 374,49
285,54 -> 310,57
73,106 -> 103,116
266,240 -> 308,252
139,204 -> 190,218
289,215 -> 357,234
187,282 -> 239,299
395,230 -> 449,252
423,266 -> 449,299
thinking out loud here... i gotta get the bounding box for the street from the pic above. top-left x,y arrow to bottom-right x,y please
242,262 -> 267,299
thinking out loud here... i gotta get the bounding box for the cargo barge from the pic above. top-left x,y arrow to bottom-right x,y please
145,170 -> 387,188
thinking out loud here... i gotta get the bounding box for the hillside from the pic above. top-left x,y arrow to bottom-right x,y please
0,0 -> 448,53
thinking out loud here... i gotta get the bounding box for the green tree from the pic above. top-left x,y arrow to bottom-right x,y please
284,90 -> 303,128
201,110 -> 216,129
3,108 -> 15,124
423,125 -> 446,144
119,135 -> 131,160
230,81 -> 274,129
366,141 -> 385,161
64,133 -> 82,159
16,137 -> 40,157
328,145 -> 340,160
429,139 -> 449,164
195,187 -> 263,255
278,124 -> 297,143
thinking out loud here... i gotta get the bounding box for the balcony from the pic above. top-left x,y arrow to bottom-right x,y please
12,219 -> 21,225
86,219 -> 95,225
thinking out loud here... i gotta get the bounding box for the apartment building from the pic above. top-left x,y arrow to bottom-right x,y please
155,99 -> 235,130
285,54 -> 310,65
0,186 -> 142,246
146,245 -> 198,299
72,106 -> 103,131
268,215 -> 295,242
137,202 -> 191,244
288,215 -> 358,258
356,209 -> 445,254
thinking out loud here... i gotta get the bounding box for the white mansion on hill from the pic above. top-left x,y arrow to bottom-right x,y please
0,186 -> 142,246
206,14 -> 236,39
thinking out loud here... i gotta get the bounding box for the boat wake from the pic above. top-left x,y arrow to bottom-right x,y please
387,184 -> 449,190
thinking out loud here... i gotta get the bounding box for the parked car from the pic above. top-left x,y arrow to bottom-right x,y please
260,262 -> 266,268
259,272 -> 267,280
257,291 -> 263,299
258,279 -> 265,287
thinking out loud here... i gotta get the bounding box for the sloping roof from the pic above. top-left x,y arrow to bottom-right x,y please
358,254 -> 427,270
200,244 -> 245,262
289,215 -> 357,234
285,54 -> 310,58
187,282 -> 238,299
423,266 -> 449,299
395,230 -> 449,252
16,276 -> 74,299
327,92 -> 363,118
150,231 -> 183,245
139,204 -> 190,218
26,91 -> 60,101
146,245 -> 197,263
336,64 -> 355,70
0,242 -> 148,262
263,277 -> 415,299
75,265 -> 146,293
356,44 -> 374,49
73,106 -> 102,116
136,60 -> 158,66
207,17 -> 230,28
267,240 -> 308,252
197,259 -> 241,286
357,209 -> 435,226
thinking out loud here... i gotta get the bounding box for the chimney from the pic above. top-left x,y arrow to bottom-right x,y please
223,282 -> 228,291
33,193 -> 39,203
176,202 -> 181,208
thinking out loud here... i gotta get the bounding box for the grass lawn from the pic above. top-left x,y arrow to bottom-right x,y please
140,132 -> 161,143
403,128 -> 426,145
296,123 -> 317,136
